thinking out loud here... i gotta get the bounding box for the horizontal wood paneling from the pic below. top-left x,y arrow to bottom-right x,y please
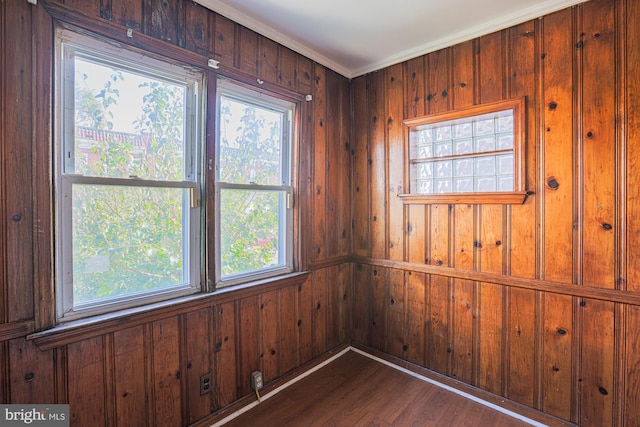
350,0 -> 640,425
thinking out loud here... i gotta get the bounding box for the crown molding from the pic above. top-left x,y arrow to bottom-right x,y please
196,0 -> 589,79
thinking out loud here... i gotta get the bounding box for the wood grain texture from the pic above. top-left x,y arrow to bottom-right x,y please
3,1 -> 640,427
1,1 -> 350,426
369,71 -> 387,260
351,76 -> 370,256
312,65 -> 327,262
627,0 -> 640,294
113,326 -> 148,426
350,1 -> 640,425
226,351 -> 533,427
387,64 -> 405,262
580,0 -> 616,290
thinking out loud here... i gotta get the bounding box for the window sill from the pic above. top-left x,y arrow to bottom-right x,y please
29,271 -> 309,350
398,191 -> 530,205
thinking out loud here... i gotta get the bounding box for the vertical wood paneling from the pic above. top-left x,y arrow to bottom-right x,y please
387,64 -> 405,261
424,52 -> 451,375
508,21 -> 538,280
426,49 -> 450,115
428,205 -> 450,375
506,21 -> 538,408
296,56 -> 314,93
67,337 -> 105,426
260,291 -> 279,383
60,0 -> 101,16
278,285 -> 298,375
451,41 -> 475,108
370,267 -> 387,351
238,297 -> 259,397
183,1 -> 209,56
238,26 -> 258,76
542,8 -> 576,284
32,2 -> 55,329
114,326 -> 147,426
542,294 -> 573,420
0,343 -> 6,403
151,317 -> 182,426
110,0 -> 144,30
258,37 -> 279,85
8,338 -> 54,404
298,278 -> 313,365
369,71 -> 387,260
146,0 -> 183,47
184,309 -> 213,423
625,306 -> 640,425
579,298 -> 615,426
0,0 -> 5,326
352,264 -> 371,345
507,288 -> 536,405
405,271 -> 426,366
450,41 -> 476,386
213,14 -> 235,66
339,264 -> 351,343
278,47 -> 296,89
312,270 -> 328,357
326,71 -> 342,259
338,76 -> 352,256
214,302 -> 238,409
4,2 -> 640,427
312,65 -> 327,261
580,0 -> 616,290
4,1 -> 34,322
386,269 -> 405,358
476,31 -> 506,397
627,0 -> 640,293
404,57 -> 426,264
477,283 -> 504,395
352,76 -> 370,256
327,264 -> 349,348
1,1 -> 351,425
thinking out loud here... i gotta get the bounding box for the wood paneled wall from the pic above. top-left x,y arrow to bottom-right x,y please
0,0 -> 351,424
351,0 -> 640,425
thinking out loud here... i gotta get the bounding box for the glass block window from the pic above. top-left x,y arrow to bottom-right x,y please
404,98 -> 526,201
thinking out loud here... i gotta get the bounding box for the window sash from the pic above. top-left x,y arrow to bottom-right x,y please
214,79 -> 294,287
55,29 -> 203,321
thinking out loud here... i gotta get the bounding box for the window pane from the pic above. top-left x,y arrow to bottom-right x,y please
220,189 -> 285,277
219,96 -> 284,185
73,58 -> 187,181
72,184 -> 188,305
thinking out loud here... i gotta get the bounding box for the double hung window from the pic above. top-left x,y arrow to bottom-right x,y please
55,30 -> 203,320
215,79 -> 295,286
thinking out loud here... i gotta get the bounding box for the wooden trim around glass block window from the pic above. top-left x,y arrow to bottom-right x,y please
400,97 -> 527,205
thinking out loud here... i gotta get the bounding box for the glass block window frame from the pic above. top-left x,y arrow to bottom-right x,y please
401,98 -> 527,205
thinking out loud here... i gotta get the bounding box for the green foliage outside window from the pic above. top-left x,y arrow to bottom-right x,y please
71,60 -> 189,304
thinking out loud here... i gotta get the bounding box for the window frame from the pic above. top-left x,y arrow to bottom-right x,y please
54,29 -> 205,321
213,78 -> 295,288
400,97 -> 527,205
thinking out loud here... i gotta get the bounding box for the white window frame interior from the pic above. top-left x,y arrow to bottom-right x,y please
214,78 -> 294,287
55,28 -> 204,321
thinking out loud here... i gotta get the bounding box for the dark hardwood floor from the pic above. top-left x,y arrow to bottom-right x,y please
223,350 -> 534,426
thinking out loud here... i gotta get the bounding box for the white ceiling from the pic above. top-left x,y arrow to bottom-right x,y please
195,0 -> 588,78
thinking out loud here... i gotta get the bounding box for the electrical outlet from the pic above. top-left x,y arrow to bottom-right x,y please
200,372 -> 212,395
250,371 -> 263,391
